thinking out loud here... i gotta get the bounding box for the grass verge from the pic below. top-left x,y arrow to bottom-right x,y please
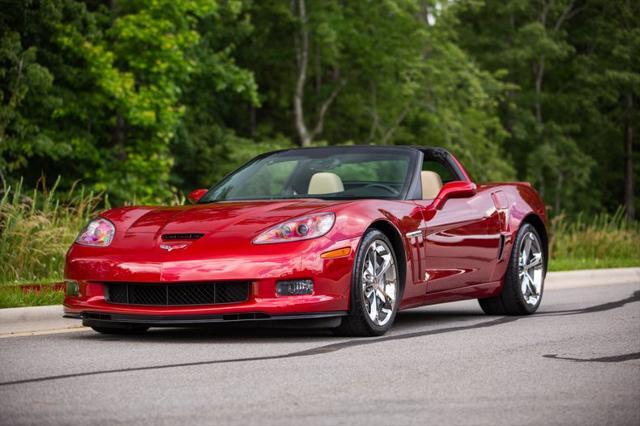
549,258 -> 639,272
549,207 -> 640,272
0,286 -> 64,308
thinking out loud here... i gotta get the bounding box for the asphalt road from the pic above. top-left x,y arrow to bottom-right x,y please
1,280 -> 639,426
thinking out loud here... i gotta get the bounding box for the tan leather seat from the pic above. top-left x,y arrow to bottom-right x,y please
421,171 -> 443,199
308,172 -> 344,195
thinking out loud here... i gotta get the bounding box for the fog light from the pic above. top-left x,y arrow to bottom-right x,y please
65,280 -> 79,296
276,280 -> 313,296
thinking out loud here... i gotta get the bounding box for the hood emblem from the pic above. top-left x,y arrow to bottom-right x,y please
160,243 -> 188,252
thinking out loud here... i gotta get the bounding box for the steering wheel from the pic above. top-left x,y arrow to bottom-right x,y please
362,183 -> 398,195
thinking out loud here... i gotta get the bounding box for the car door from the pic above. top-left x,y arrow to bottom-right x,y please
415,191 -> 502,293
412,159 -> 502,293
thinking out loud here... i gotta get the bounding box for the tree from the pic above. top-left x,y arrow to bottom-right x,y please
235,0 -> 514,183
569,0 -> 639,218
170,0 -> 262,189
292,0 -> 344,147
1,0 -> 633,215
456,0 -> 595,213
0,0 -> 259,202
0,0 -> 81,186
53,0 -> 221,201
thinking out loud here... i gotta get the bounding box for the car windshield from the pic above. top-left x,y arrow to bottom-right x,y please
199,148 -> 414,202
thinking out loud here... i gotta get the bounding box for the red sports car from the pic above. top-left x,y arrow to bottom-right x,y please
64,146 -> 548,336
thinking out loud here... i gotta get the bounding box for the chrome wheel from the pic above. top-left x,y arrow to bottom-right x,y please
518,231 -> 544,305
361,239 -> 397,326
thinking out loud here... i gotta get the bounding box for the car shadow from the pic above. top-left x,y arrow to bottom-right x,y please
76,307 -> 487,344
72,288 -> 640,344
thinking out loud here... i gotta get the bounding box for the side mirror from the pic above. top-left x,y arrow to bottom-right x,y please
432,181 -> 477,210
187,188 -> 208,204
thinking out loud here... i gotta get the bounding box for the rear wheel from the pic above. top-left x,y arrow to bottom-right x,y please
334,230 -> 400,337
90,325 -> 149,335
478,223 -> 545,315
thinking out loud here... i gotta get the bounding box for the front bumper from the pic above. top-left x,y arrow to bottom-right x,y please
63,236 -> 359,325
63,280 -> 350,320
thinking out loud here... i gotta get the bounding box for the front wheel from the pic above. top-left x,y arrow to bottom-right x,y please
479,223 -> 545,315
334,230 -> 400,336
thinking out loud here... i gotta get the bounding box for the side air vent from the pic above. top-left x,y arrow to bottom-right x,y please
161,233 -> 204,241
497,234 -> 506,260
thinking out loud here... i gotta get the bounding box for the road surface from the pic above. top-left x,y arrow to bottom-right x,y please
0,277 -> 638,425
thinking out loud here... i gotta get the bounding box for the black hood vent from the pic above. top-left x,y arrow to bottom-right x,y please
161,233 -> 204,241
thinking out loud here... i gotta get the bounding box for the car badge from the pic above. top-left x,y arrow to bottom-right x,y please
160,243 -> 188,252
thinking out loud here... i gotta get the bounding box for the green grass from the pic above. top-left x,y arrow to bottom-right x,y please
549,207 -> 640,271
550,257 -> 640,272
0,286 -> 64,308
0,180 -> 638,307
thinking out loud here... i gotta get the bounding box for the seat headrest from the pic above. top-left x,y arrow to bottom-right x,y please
421,171 -> 443,199
308,172 -> 344,195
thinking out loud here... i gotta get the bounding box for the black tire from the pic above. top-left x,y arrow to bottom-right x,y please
479,223 -> 545,315
333,229 -> 400,337
90,325 -> 149,335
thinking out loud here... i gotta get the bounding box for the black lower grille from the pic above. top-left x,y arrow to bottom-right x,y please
104,282 -> 250,306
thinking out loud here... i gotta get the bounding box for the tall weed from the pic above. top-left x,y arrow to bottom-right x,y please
550,207 -> 640,269
0,178 -> 104,284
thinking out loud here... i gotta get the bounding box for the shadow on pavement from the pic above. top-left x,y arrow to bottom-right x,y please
76,308 -> 488,343
73,289 -> 639,343
543,352 -> 640,363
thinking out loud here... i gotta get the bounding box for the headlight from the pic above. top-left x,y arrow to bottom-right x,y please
253,212 -> 335,244
75,218 -> 115,247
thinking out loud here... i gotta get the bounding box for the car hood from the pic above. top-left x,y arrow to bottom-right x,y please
101,199 -> 351,240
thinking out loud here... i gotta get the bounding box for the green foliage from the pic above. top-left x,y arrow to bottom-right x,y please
1,0 -> 257,202
0,0 -> 636,216
455,0 -> 638,214
237,0 -> 515,182
53,0 -> 222,201
0,4 -> 61,173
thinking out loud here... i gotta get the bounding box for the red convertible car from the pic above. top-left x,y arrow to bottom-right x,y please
64,146 -> 548,336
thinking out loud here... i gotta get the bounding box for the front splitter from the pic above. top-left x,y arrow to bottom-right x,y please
65,311 -> 347,328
